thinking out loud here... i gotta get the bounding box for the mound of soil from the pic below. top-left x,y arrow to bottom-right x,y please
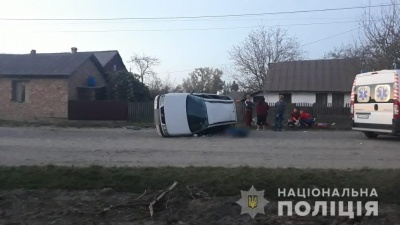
0,189 -> 399,225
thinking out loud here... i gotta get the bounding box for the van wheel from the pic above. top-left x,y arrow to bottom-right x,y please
364,132 -> 379,139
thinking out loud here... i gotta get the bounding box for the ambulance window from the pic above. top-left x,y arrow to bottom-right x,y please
356,84 -> 394,103
357,86 -> 370,103
374,84 -> 391,102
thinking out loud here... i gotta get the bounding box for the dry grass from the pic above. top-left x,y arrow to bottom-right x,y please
0,166 -> 398,203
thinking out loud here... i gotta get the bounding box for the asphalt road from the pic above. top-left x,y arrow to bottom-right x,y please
0,127 -> 399,168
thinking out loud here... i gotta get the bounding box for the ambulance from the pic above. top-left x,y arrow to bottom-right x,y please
351,70 -> 400,138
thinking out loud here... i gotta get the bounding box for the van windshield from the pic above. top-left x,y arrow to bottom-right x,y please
355,83 -> 394,103
186,95 -> 209,133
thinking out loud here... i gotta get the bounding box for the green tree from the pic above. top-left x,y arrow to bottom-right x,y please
182,67 -> 224,93
109,71 -> 151,101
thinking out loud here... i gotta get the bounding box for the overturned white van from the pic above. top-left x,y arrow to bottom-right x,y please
351,70 -> 400,138
154,93 -> 237,137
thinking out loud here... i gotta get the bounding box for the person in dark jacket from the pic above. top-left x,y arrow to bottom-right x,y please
274,95 -> 286,131
255,97 -> 269,130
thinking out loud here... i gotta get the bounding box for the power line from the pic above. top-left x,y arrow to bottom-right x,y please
27,20 -> 360,33
0,3 -> 395,21
0,16 -> 355,24
158,27 -> 363,75
301,26 -> 362,47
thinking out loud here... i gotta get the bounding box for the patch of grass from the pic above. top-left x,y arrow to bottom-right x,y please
0,166 -> 398,203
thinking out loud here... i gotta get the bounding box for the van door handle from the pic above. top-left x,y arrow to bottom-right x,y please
374,104 -> 378,111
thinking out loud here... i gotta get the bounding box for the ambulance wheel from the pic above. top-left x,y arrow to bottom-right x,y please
364,132 -> 379,139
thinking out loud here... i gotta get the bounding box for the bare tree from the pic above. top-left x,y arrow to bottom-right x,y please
146,73 -> 176,97
129,53 -> 160,83
325,1 -> 400,70
360,0 -> 400,70
229,26 -> 304,92
324,43 -> 362,59
172,84 -> 184,93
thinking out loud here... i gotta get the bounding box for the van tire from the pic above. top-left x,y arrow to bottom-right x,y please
364,132 -> 379,139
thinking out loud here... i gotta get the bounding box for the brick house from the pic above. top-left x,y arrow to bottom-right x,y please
0,49 -> 116,121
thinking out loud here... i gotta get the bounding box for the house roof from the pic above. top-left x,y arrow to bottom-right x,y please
264,58 -> 360,93
0,52 -> 103,76
85,51 -> 119,67
226,91 -> 244,100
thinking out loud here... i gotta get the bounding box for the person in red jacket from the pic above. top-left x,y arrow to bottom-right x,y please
287,108 -> 300,127
299,109 -> 315,126
237,95 -> 254,127
255,97 -> 270,130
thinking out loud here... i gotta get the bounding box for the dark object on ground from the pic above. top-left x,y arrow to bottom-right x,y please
364,131 -> 379,139
224,127 -> 249,137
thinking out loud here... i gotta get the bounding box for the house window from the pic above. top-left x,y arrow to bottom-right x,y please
12,81 -> 28,103
316,93 -> 327,106
332,93 -> 344,106
279,93 -> 292,104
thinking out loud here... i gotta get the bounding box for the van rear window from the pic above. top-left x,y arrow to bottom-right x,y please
355,83 -> 394,103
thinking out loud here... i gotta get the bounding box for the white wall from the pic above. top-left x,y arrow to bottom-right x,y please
292,93 -> 316,104
344,93 -> 351,105
262,92 -> 350,106
327,93 -> 333,104
263,93 -> 279,103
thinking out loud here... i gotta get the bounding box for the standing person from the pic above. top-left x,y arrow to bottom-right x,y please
237,95 -> 254,127
255,97 -> 269,130
274,95 -> 286,131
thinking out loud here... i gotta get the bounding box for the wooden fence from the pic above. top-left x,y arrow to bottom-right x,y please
236,102 -> 351,125
68,100 -> 128,120
127,101 -> 153,121
69,100 -> 351,125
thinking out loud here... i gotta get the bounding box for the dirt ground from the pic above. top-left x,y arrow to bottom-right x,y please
1,127 -> 400,169
1,127 -> 400,224
0,189 -> 399,225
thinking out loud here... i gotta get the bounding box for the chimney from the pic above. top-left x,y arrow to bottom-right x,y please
71,47 -> 78,53
30,49 -> 36,55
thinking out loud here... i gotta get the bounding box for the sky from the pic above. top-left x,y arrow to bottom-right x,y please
0,0 -> 385,84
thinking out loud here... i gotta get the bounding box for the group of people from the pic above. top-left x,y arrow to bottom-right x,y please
287,108 -> 316,127
241,95 -> 315,131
